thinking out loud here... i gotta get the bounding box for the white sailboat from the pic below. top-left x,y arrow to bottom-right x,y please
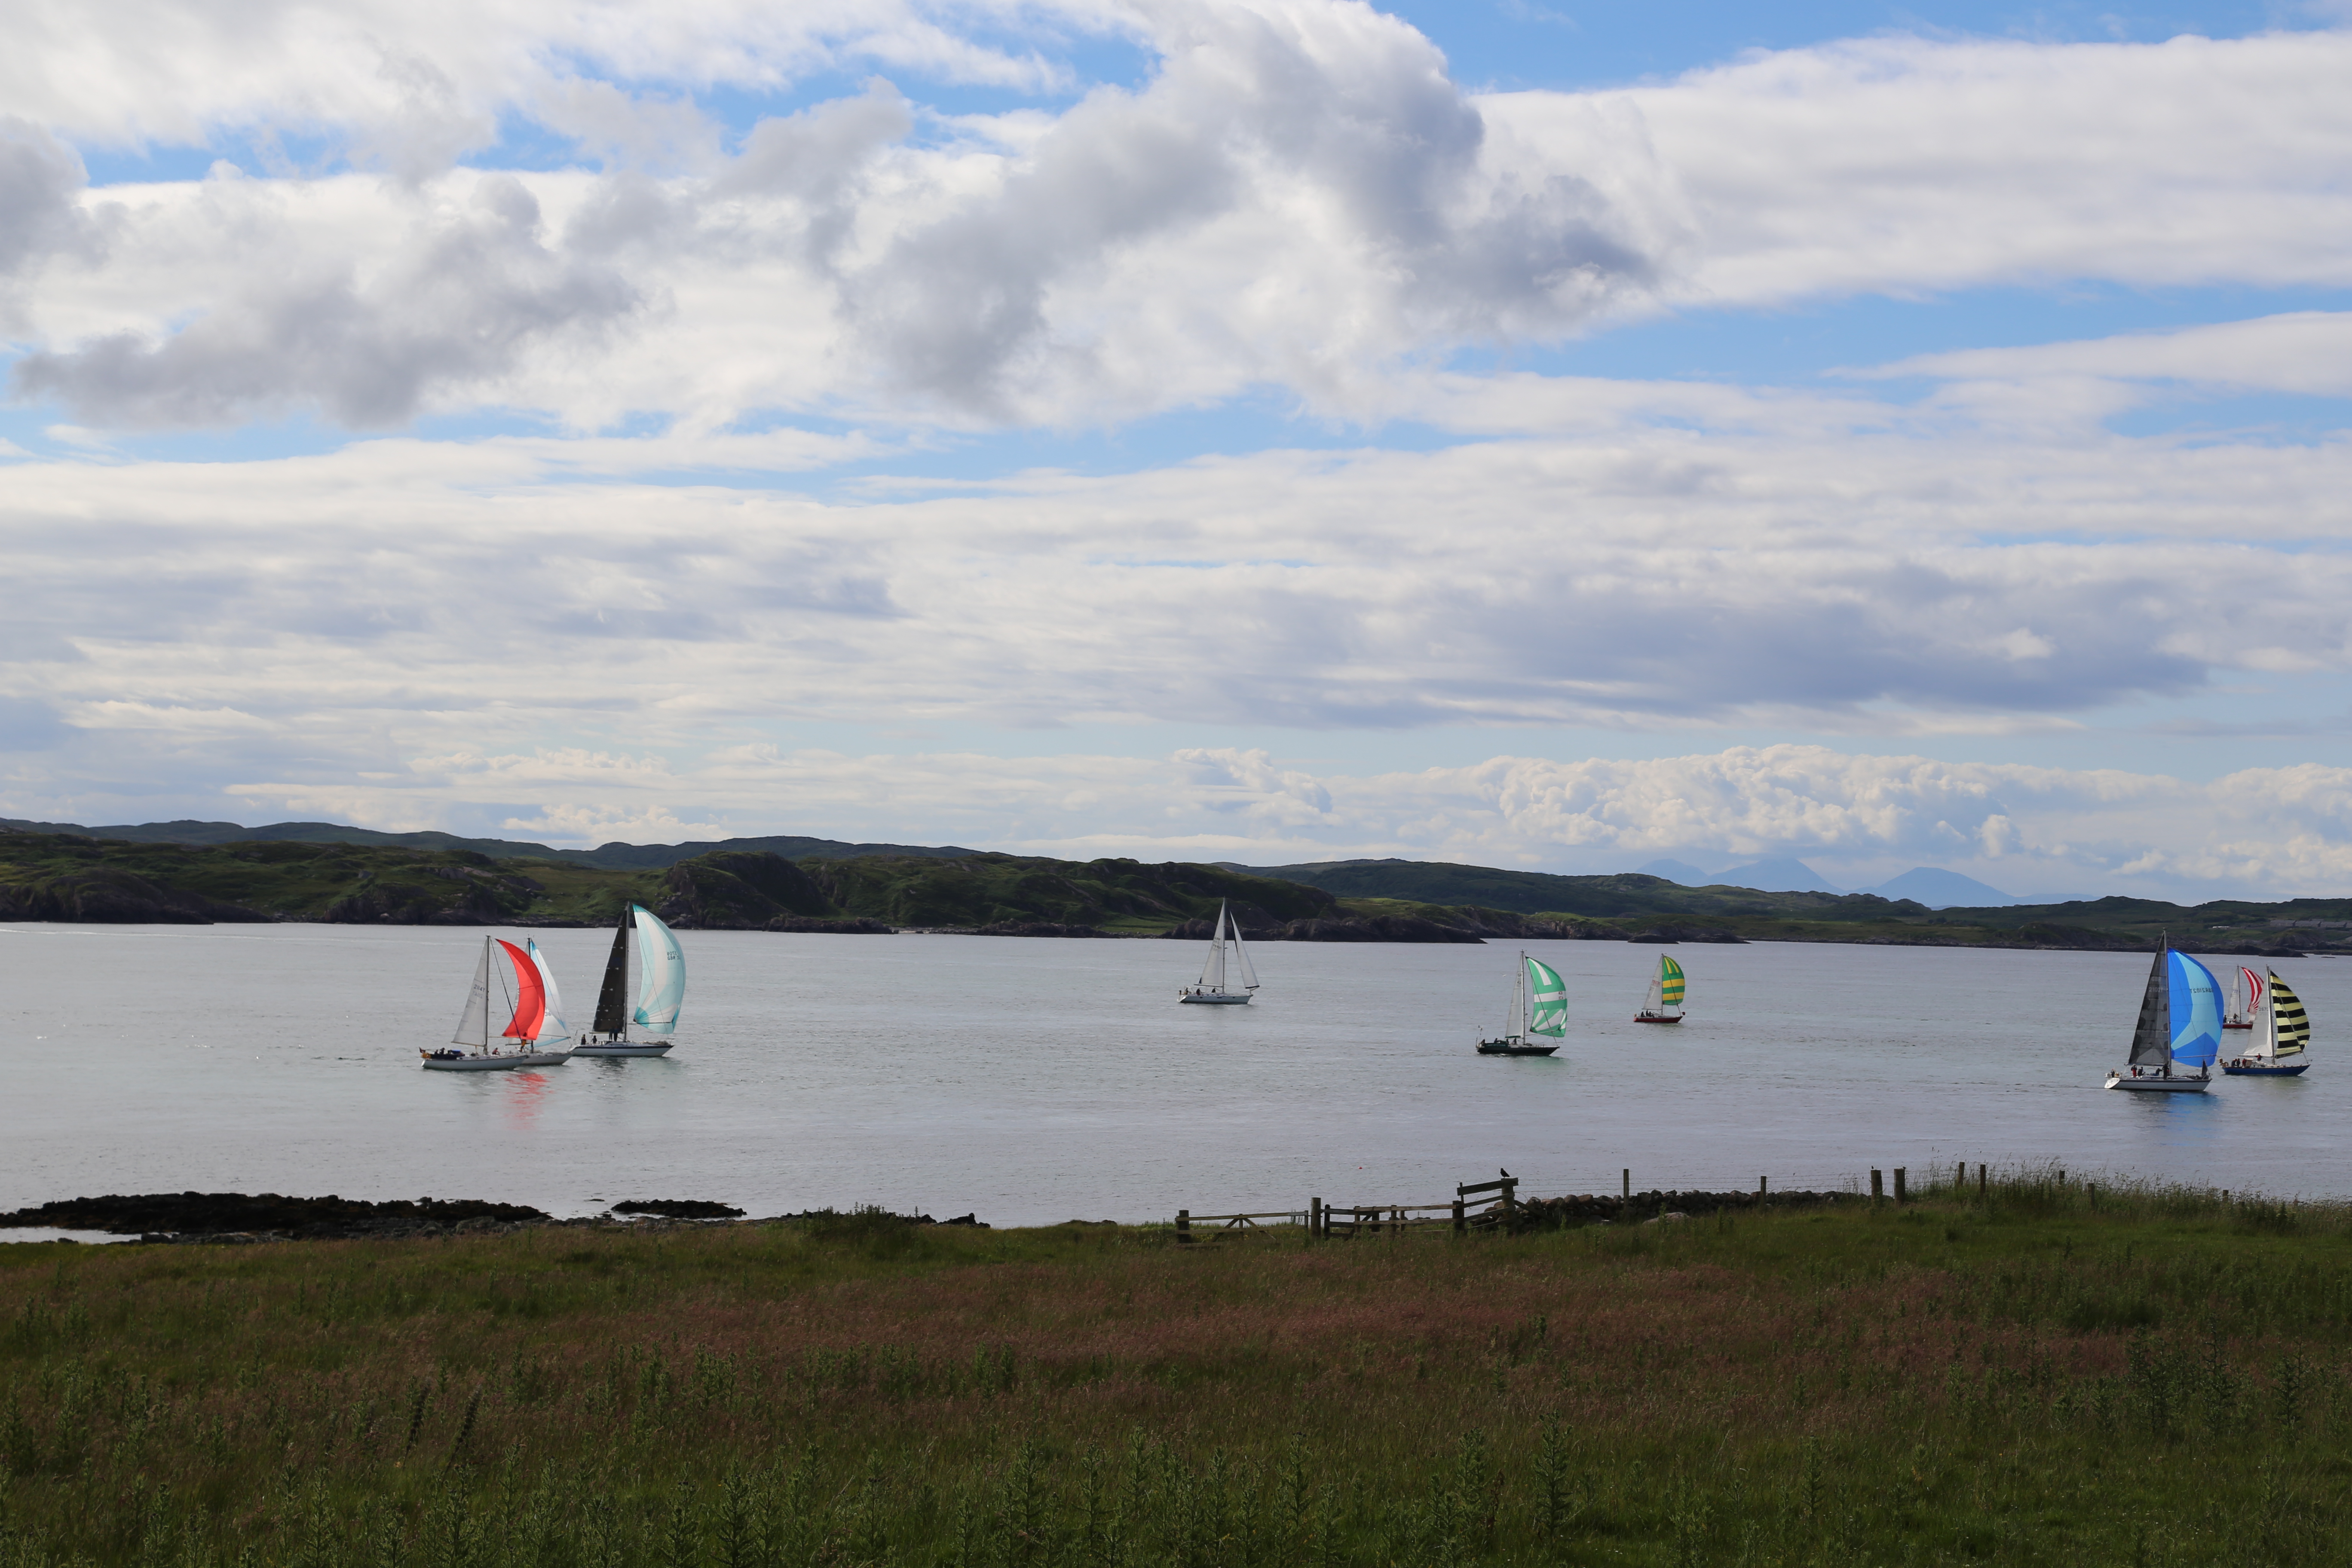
1178,900 -> 1259,1004
423,937 -> 575,1071
576,903 -> 686,1057
2223,965 -> 2261,1031
2223,968 -> 2312,1078
1478,952 -> 1567,1056
2105,937 -> 2217,1093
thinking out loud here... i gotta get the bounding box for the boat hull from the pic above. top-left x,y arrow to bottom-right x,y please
573,1041 -> 674,1057
422,1050 -> 573,1072
1179,989 -> 1251,1004
1633,1012 -> 1683,1024
1476,1038 -> 1559,1056
2104,1072 -> 2208,1093
2222,1022 -> 2254,1031
2222,1061 -> 2310,1077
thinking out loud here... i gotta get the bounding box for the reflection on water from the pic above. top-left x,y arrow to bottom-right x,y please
501,1069 -> 556,1128
2,924 -> 2347,1224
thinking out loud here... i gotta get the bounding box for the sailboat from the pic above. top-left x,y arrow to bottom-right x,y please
2223,968 -> 2312,1077
575,903 -> 687,1056
2223,966 -> 2262,1030
2104,937 -> 2219,1093
1479,952 -> 1567,1056
422,937 -> 575,1071
1634,953 -> 1685,1023
1178,900 -> 1258,1004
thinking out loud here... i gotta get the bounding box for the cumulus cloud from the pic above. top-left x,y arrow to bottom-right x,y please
0,416 -> 2348,798
17,8 -> 2351,429
134,739 -> 2352,902
12,173 -> 637,426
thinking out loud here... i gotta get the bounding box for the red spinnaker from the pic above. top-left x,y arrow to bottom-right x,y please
497,938 -> 546,1041
2242,968 -> 2264,1012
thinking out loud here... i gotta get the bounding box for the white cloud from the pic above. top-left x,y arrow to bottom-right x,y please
97,740 -> 2352,902
14,9 -> 2352,430
1877,312 -> 2352,395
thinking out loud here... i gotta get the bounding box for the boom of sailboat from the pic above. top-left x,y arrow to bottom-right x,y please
578,903 -> 687,1056
424,906 -> 687,1072
423,936 -> 576,1071
415,915 -> 2315,1093
2105,938 -> 2318,1090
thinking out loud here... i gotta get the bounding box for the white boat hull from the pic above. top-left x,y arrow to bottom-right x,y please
422,1050 -> 573,1072
573,1041 -> 674,1057
2105,1072 -> 2208,1093
1179,988 -> 1252,1005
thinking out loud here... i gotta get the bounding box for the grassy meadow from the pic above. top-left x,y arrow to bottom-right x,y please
3,1176 -> 2350,1566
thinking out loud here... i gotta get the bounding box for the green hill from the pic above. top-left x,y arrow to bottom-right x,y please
3,826 -> 2342,952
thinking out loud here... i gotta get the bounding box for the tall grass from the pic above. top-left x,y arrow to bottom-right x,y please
4,1176 -> 2351,1565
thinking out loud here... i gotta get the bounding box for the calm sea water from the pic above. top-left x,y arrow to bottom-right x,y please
3,924 -> 2346,1227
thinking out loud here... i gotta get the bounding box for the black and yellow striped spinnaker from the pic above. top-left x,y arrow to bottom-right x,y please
2269,971 -> 2311,1057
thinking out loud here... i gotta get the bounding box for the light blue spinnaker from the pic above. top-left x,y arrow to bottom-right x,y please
1525,958 -> 1569,1037
2168,949 -> 2222,1069
631,904 -> 686,1032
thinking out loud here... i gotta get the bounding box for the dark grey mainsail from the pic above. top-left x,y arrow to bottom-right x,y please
591,912 -> 631,1037
2127,940 -> 2171,1069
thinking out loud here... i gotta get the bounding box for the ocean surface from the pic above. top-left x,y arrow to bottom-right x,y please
3,924 -> 2346,1228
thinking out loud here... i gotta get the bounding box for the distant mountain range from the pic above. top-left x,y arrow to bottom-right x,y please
1635,855 -> 2023,908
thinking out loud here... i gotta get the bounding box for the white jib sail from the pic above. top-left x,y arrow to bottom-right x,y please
1230,911 -> 1260,990
451,938 -> 493,1046
526,940 -> 570,1046
632,905 -> 686,1032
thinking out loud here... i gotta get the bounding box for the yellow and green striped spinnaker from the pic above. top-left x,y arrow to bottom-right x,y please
1658,954 -> 1685,1008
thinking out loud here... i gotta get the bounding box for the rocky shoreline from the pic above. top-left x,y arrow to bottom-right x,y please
0,1192 -> 985,1244
3,1188 -> 1863,1245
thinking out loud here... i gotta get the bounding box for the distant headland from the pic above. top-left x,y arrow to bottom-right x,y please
2,816 -> 2341,952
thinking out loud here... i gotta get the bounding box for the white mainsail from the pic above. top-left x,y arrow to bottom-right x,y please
450,938 -> 493,1047
1199,902 -> 1230,990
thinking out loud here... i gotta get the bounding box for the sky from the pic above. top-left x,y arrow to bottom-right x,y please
5,0 -> 2352,902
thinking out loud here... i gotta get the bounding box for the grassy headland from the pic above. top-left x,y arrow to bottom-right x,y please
3,1175 -> 2348,1565
3,827 -> 2342,951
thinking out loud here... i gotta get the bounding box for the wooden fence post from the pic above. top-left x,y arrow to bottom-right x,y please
1977,1164 -> 1987,1201
1622,1169 -> 1631,1200
1310,1197 -> 1322,1239
1870,1169 -> 1884,1202
1452,1198 -> 1466,1234
1176,1209 -> 1190,1242
1893,1167 -> 1908,1204
1758,1176 -> 1767,1196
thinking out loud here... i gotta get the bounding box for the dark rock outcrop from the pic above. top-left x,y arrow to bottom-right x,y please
1625,926 -> 1749,944
657,850 -> 840,928
972,921 -> 1113,937
611,1199 -> 745,1219
0,867 -> 267,925
0,1191 -> 548,1239
761,913 -> 895,934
